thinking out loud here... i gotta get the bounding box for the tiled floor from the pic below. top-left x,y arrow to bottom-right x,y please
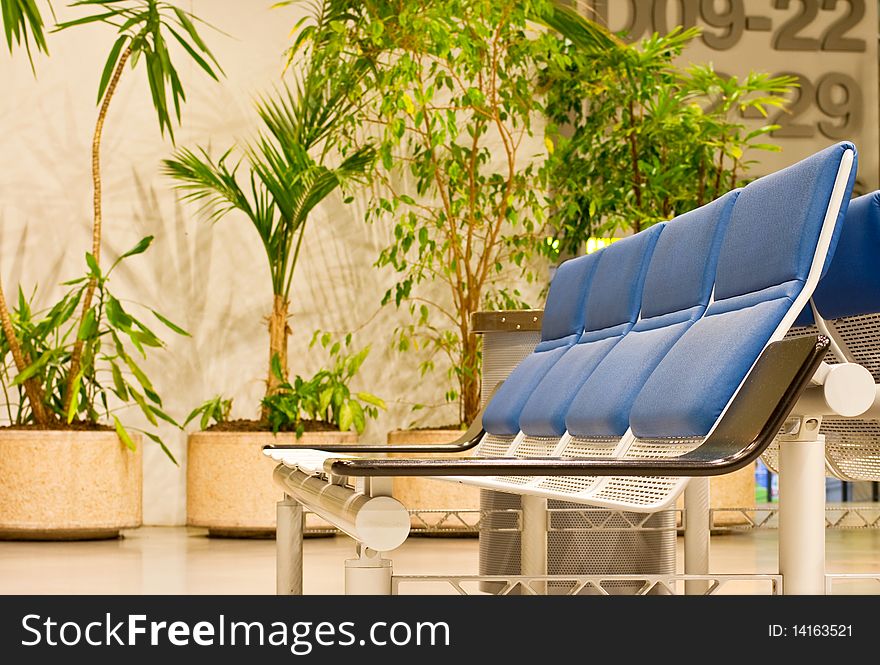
1,527 -> 879,594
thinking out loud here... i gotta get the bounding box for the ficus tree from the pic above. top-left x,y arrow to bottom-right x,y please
542,24 -> 797,255
336,0 -> 616,425
163,0 -> 375,413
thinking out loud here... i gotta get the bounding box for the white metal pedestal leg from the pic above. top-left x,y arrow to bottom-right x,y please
779,436 -> 826,595
345,546 -> 392,595
684,477 -> 711,595
276,495 -> 303,595
521,495 -> 548,594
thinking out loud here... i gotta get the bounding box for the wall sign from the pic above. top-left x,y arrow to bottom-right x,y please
585,0 -> 879,190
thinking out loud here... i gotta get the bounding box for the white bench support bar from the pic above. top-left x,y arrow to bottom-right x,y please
521,496 -> 548,595
272,465 -> 410,552
779,435 -> 827,595
684,478 -> 710,595
277,495 -> 303,596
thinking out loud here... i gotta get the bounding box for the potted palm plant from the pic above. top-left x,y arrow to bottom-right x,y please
164,0 -> 381,536
0,0 -> 221,539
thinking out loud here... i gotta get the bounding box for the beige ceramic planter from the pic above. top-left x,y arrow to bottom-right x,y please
187,430 -> 357,537
0,430 -> 142,540
388,429 -> 480,531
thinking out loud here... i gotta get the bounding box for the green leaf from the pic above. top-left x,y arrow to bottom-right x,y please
149,405 -> 179,427
142,430 -> 179,466
318,387 -> 333,413
181,404 -> 200,427
66,372 -> 82,424
150,309 -> 189,336
11,349 -> 50,385
77,307 -> 98,340
356,392 -> 387,410
97,35 -> 128,105
129,387 -> 158,426
338,401 -> 353,432
349,400 -> 365,434
110,362 -> 129,400
55,11 -> 118,31
123,354 -> 155,394
113,416 -> 137,452
119,235 -> 154,261
106,297 -> 132,330
271,353 -> 284,381
85,252 -> 101,277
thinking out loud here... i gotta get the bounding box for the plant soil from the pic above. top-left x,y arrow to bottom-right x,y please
407,424 -> 464,432
0,422 -> 114,432
206,419 -> 340,434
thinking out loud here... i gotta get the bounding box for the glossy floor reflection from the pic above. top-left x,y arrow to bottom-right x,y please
1,527 -> 878,594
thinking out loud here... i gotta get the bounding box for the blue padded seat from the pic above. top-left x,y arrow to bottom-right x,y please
794,191 -> 880,326
564,190 -> 739,438
630,142 -> 858,439
517,225 -> 663,437
481,250 -> 602,436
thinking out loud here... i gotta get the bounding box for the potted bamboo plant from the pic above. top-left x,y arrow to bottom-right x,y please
164,0 -> 382,536
0,0 -> 221,539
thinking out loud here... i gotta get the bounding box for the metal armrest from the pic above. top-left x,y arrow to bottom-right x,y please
325,335 -> 829,478
263,385 -> 497,454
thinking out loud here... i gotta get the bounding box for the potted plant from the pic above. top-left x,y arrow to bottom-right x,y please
0,0 -> 221,539
180,333 -> 384,536
332,0 -> 610,521
164,0 -> 382,536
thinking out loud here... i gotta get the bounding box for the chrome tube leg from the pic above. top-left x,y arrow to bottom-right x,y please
684,477 -> 711,595
521,495 -> 548,595
779,435 -> 826,595
276,495 -> 303,595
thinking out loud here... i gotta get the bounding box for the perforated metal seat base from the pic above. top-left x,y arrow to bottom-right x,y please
765,315 -> 880,481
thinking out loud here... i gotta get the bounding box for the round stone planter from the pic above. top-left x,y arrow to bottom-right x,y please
388,429 -> 480,533
0,430 -> 142,540
187,430 -> 357,537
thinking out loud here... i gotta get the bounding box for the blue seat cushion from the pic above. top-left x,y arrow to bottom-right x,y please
639,191 -> 740,319
629,143 -> 857,438
566,310 -> 699,437
482,337 -> 577,436
630,294 -> 795,437
714,142 -> 857,302
583,225 -> 664,332
482,251 -> 602,436
518,331 -> 627,437
798,191 -> 880,323
518,226 -> 663,437
540,252 -> 602,341
564,192 -> 739,438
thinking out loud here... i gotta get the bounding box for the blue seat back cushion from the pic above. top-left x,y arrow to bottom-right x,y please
481,252 -> 601,436
541,252 -> 602,341
565,191 -> 739,437
630,142 -> 857,439
793,191 -> 880,327
807,191 -> 880,321
713,142 -> 856,302
518,226 -> 663,437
